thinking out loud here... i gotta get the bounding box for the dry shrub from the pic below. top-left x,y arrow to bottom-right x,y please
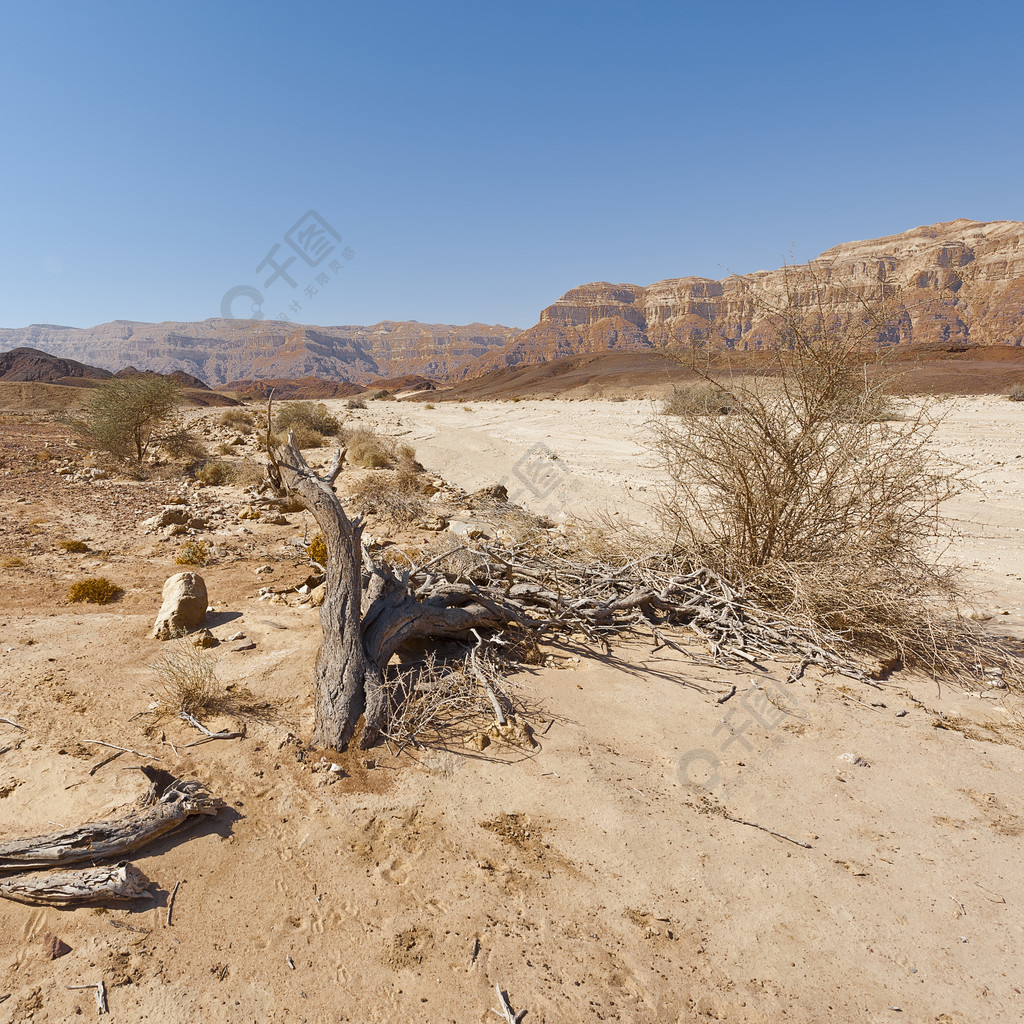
195,459 -> 264,487
424,403 -> 435,410
1008,383 -> 1024,402
67,577 -> 121,604
349,470 -> 427,526
219,407 -> 255,431
153,637 -> 221,718
175,540 -> 211,566
346,429 -> 399,469
660,382 -> 736,417
59,539 -> 90,553
381,650 -> 525,750
1,556 -> 25,568
651,270 -> 986,675
346,397 -> 367,410
274,401 -> 342,437
194,460 -> 235,486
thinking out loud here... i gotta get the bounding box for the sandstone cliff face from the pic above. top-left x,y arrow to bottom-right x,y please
480,220 -> 1024,373
0,320 -> 520,387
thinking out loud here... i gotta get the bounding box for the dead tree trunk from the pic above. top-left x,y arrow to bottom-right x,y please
268,434 -> 533,751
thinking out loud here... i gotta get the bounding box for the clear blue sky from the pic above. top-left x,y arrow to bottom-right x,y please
2,0 -> 1022,331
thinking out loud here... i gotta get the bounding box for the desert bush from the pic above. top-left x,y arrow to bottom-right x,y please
347,429 -> 396,469
306,533 -> 328,566
651,272 -> 973,668
349,470 -> 427,526
274,401 -> 341,437
67,577 -> 122,604
219,407 -> 255,431
1008,383 -> 1024,402
1,556 -> 25,568
371,390 -> 389,400
660,382 -> 737,417
58,539 -> 90,553
71,375 -> 198,465
195,460 -> 235,486
175,540 -> 211,566
346,397 -> 367,410
423,403 -> 435,410
153,637 -> 221,718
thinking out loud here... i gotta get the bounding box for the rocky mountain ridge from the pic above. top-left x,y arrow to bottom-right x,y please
2,220 -> 1022,385
479,219 -> 1024,372
0,320 -> 520,387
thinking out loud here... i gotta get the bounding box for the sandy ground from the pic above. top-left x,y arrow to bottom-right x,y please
353,396 -> 1024,636
0,397 -> 1022,1023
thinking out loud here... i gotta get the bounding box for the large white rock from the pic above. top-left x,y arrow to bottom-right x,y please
153,572 -> 208,640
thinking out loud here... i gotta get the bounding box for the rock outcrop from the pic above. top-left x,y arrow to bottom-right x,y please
478,219 -> 1024,373
153,572 -> 208,640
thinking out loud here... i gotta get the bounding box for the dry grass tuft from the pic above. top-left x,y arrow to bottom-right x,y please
1007,383 -> 1024,402
58,539 -> 90,553
153,637 -> 221,718
67,577 -> 121,604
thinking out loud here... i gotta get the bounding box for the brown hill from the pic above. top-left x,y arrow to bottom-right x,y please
427,343 -> 1024,401
0,346 -> 112,384
220,377 -> 367,400
478,219 -> 1024,374
0,320 -> 520,387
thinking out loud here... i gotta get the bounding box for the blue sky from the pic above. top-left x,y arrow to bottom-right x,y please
2,0 -> 1022,331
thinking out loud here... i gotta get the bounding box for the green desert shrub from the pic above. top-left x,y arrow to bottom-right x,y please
175,540 -> 211,566
306,533 -> 328,566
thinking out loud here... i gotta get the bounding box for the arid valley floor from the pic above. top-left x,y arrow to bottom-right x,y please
1,394 -> 1023,1023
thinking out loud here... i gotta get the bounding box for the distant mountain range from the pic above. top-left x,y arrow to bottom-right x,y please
2,219 -> 1022,386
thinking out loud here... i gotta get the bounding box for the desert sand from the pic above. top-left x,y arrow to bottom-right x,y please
0,396 -> 1022,1023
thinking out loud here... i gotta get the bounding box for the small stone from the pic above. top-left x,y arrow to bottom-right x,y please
42,933 -> 72,960
464,732 -> 490,752
190,628 -> 218,649
227,632 -> 246,641
232,641 -> 256,651
255,565 -> 274,575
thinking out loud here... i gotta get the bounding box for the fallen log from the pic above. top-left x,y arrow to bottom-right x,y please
0,861 -> 152,904
0,777 -> 215,872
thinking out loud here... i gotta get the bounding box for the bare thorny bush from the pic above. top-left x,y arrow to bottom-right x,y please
649,267 -> 1020,682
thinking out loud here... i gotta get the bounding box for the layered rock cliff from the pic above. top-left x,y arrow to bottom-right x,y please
3,220 -> 1023,385
0,320 -> 520,387
479,219 -> 1024,373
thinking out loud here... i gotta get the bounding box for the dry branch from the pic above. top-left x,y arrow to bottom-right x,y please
0,861 -> 151,904
0,777 -> 215,872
